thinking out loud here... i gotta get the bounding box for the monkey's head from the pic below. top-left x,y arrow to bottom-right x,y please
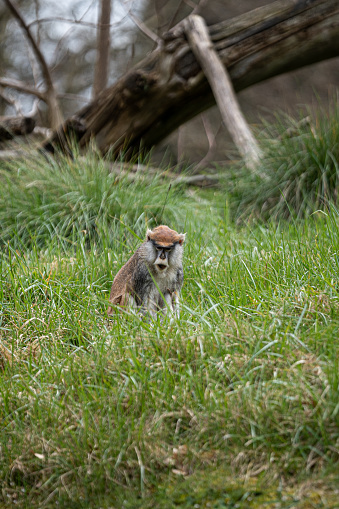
145,225 -> 186,274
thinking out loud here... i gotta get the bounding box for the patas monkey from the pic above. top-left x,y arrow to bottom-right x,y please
107,225 -> 186,319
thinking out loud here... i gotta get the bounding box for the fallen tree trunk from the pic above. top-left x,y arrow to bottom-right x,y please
43,0 -> 339,159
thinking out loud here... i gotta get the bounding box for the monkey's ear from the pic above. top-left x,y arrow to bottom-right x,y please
178,233 -> 186,245
146,229 -> 153,242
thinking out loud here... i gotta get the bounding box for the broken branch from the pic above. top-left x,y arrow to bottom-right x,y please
184,14 -> 262,171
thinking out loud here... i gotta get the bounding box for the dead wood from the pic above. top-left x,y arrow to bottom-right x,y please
0,116 -> 35,141
184,14 -> 262,171
43,0 -> 339,162
92,160 -> 221,187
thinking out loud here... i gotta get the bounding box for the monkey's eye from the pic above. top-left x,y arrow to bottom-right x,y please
156,246 -> 173,252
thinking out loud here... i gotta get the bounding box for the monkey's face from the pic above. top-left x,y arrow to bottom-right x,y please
145,226 -> 186,275
153,244 -> 173,273
145,241 -> 182,275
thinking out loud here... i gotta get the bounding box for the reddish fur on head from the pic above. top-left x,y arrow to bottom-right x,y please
146,225 -> 185,246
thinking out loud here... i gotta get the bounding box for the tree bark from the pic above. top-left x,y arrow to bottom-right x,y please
92,0 -> 112,99
0,116 -> 35,141
43,0 -> 339,159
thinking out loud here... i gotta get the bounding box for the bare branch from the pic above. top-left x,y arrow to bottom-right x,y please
32,0 -> 41,47
184,14 -> 262,171
183,0 -> 198,8
28,16 -> 127,30
4,0 -> 51,84
154,0 -> 166,34
191,0 -> 209,15
51,2 -> 98,70
128,11 -> 162,45
0,78 -> 46,101
167,0 -> 186,30
4,0 -> 63,128
0,88 -> 23,115
167,0 -> 208,32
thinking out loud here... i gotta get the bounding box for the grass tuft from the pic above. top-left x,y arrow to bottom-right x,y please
0,149 -> 189,247
224,98 -> 339,220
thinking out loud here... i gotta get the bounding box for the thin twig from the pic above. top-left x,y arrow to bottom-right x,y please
189,0 -> 209,15
154,0 -> 166,35
128,11 -> 162,45
32,0 -> 41,47
28,17 -> 112,30
28,13 -> 132,30
4,0 -> 54,97
167,0 -> 207,32
167,0 -> 185,30
51,1 -> 97,69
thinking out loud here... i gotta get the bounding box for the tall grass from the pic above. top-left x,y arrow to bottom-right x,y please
1,104 -> 339,506
227,98 -> 339,220
1,180 -> 339,507
0,149 -> 188,247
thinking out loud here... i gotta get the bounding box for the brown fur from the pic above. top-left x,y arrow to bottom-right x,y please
147,225 -> 184,247
107,225 -> 185,316
107,251 -> 139,313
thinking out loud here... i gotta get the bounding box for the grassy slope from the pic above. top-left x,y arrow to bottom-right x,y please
0,154 -> 339,507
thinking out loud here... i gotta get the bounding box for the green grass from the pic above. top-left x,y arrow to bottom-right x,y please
0,149 -> 187,247
2,110 -> 339,507
224,98 -> 339,221
1,151 -> 339,507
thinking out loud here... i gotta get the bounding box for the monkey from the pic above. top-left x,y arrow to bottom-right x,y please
107,225 -> 186,320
